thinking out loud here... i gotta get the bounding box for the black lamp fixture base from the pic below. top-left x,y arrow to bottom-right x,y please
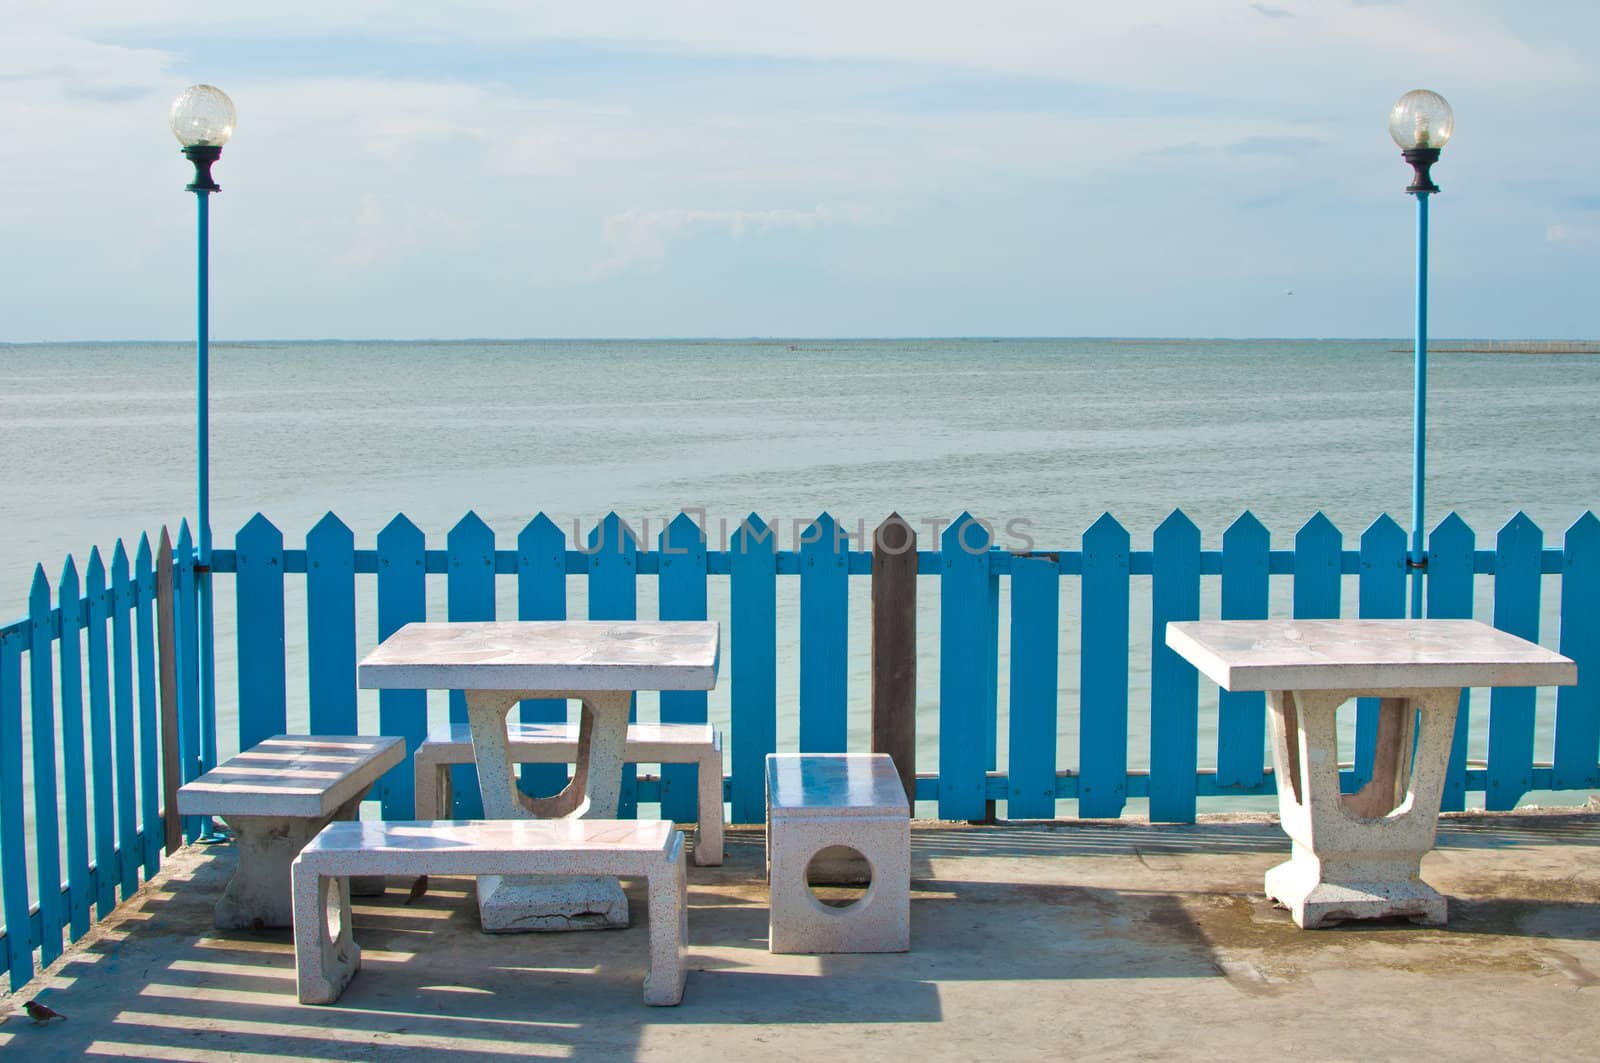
1402,147 -> 1440,195
182,144 -> 223,193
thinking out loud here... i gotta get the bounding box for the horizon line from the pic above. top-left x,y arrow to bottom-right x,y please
5,335 -> 1597,347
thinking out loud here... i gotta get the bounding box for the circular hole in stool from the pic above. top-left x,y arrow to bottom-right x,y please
806,845 -> 872,909
323,878 -> 344,941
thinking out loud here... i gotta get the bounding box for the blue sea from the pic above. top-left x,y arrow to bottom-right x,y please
3,338 -> 1598,810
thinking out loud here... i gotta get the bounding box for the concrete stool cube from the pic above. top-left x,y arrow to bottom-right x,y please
413,720 -> 725,866
176,735 -> 404,928
292,818 -> 689,1006
765,753 -> 910,954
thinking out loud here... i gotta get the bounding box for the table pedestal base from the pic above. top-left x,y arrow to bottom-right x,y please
1265,852 -> 1446,929
466,689 -> 635,933
1265,687 -> 1459,929
477,874 -> 629,932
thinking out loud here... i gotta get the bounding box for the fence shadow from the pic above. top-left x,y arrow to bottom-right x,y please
12,813 -> 1600,1058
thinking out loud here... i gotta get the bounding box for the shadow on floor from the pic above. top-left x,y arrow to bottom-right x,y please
10,813 -> 1600,1060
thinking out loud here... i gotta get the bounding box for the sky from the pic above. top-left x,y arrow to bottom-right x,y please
1,1 -> 1596,341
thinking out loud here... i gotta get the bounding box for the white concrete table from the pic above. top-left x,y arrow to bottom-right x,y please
1167,619 -> 1577,928
358,620 -> 720,932
176,735 -> 405,928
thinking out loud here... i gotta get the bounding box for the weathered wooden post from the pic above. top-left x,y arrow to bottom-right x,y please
871,513 -> 917,807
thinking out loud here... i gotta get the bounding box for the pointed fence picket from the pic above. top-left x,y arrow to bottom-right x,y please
1007,554 -> 1059,819
588,514 -> 640,818
1291,514 -> 1343,795
1149,511 -> 1200,823
799,513 -> 848,754
376,516 -> 427,818
517,514 -> 569,800
306,513 -> 358,734
235,514 -> 288,751
446,512 -> 497,818
111,542 -> 140,899
5,505 -> 1600,994
175,523 -> 202,842
1554,514 -> 1600,788
658,513 -> 708,822
135,534 -> 162,880
939,515 -> 991,820
1079,514 -> 1130,817
1216,512 -> 1268,792
28,567 -> 63,967
1,625 -> 29,989
1428,513 -> 1476,811
1354,516 -> 1407,789
730,515 -> 777,824
85,550 -> 118,921
1487,514 -> 1542,811
57,560 -> 91,940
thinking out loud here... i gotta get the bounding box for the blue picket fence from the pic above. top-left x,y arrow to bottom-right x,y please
0,527 -> 205,992
3,506 -> 1598,990
212,507 -> 1600,826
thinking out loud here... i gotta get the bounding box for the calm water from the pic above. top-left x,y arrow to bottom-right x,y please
3,338 -> 1598,810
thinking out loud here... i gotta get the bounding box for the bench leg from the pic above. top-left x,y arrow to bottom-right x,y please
215,814 -> 325,929
643,831 -> 688,1005
292,864 -> 360,1005
413,754 -> 449,821
693,748 -> 724,867
333,789 -> 387,898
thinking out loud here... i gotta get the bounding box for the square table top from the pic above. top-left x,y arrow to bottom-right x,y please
358,620 -> 720,692
176,735 -> 405,819
1166,619 -> 1577,693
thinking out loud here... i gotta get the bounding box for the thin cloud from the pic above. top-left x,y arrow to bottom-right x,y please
593,204 -> 868,277
1547,223 -> 1598,245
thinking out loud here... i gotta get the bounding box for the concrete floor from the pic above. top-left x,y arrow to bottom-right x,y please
3,810 -> 1599,1061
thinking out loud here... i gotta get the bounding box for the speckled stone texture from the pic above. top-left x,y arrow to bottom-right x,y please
414,721 -> 725,866
358,620 -> 720,932
765,753 -> 910,954
291,819 -> 688,1006
1165,618 -> 1577,693
465,689 -> 632,931
1167,619 -> 1579,929
356,620 -> 721,694
175,735 -> 405,928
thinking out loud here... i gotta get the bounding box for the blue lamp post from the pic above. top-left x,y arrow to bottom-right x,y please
170,84 -> 234,819
1390,89 -> 1453,619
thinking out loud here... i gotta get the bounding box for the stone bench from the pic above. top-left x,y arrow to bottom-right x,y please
765,753 -> 910,954
292,819 -> 688,1006
176,735 -> 404,928
415,721 -> 724,866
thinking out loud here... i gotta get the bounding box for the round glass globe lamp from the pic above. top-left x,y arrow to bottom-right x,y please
1389,89 -> 1453,151
170,85 -> 236,148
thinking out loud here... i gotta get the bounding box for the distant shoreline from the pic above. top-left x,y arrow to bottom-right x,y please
3,336 -> 1597,350
1388,341 -> 1600,355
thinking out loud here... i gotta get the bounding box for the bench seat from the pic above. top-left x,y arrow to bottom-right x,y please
415,721 -> 724,865
176,735 -> 404,928
765,753 -> 911,954
293,818 -> 689,1006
